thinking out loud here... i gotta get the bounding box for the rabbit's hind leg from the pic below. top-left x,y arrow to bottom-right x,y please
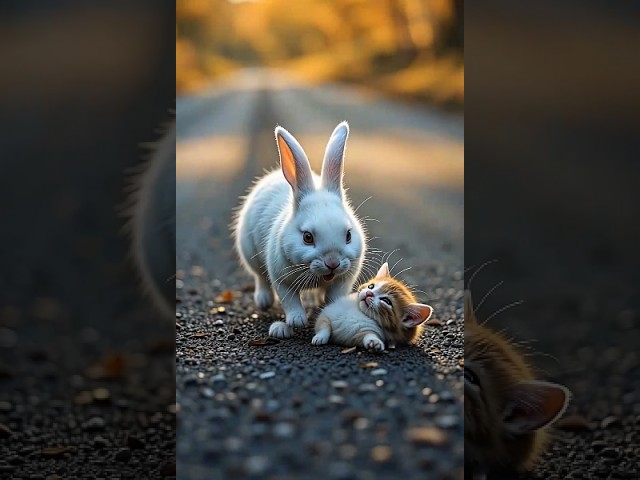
253,273 -> 274,310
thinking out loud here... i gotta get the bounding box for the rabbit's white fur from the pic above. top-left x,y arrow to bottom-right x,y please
233,121 -> 365,338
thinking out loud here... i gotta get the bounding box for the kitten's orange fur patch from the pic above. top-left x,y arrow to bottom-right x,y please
356,276 -> 423,345
464,290 -> 570,474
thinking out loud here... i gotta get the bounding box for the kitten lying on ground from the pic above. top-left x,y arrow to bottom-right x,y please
311,262 -> 433,352
464,290 -> 571,479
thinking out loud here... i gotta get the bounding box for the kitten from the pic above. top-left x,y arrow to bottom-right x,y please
311,262 -> 433,352
464,290 -> 571,479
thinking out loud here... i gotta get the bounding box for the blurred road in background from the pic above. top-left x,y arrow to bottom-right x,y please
176,69 -> 464,479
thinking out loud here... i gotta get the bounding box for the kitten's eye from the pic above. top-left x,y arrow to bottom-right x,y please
368,284 -> 374,289
346,230 -> 352,243
380,297 -> 392,307
302,231 -> 314,245
464,367 -> 480,386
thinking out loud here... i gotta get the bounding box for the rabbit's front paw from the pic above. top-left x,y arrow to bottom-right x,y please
285,310 -> 308,329
254,288 -> 274,310
363,334 -> 385,353
311,329 -> 330,345
269,321 -> 292,339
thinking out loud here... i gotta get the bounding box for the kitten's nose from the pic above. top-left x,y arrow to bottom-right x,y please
364,290 -> 374,299
324,258 -> 339,270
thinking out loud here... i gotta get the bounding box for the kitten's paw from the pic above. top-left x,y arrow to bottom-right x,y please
311,330 -> 330,345
269,321 -> 292,339
254,288 -> 274,310
363,334 -> 385,353
285,311 -> 308,329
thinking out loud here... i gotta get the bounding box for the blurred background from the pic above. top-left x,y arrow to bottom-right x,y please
176,1 -> 465,479
177,0 -> 463,109
0,1 -> 176,477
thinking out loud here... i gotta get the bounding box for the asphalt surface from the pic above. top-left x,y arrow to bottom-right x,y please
176,69 -> 464,479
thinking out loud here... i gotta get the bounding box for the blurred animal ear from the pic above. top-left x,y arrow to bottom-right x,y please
375,262 -> 390,279
275,126 -> 314,198
321,121 -> 349,196
464,290 -> 477,325
402,303 -> 433,328
502,380 -> 571,435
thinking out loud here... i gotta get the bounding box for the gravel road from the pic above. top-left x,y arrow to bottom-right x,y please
176,69 -> 464,479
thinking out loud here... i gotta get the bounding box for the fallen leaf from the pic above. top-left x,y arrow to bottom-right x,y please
429,349 -> 441,355
406,426 -> 448,446
86,352 -> 126,380
148,338 -> 175,353
458,358 -> 464,366
0,423 -> 13,438
556,414 -> 592,432
358,361 -> 379,368
248,338 -> 280,346
176,322 -> 182,329
341,346 -> 357,354
215,290 -> 234,303
425,318 -> 443,327
241,284 -> 255,292
42,447 -> 70,458
194,332 -> 207,338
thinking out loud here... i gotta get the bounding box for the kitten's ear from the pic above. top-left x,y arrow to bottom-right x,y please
275,126 -> 314,198
402,303 -> 433,328
502,380 -> 572,435
464,290 -> 477,325
376,262 -> 390,279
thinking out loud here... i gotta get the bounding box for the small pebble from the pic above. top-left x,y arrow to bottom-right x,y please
371,445 -> 393,463
82,417 -> 105,432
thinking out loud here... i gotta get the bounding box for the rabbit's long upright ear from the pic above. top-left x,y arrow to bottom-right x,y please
275,126 -> 314,197
321,121 -> 349,196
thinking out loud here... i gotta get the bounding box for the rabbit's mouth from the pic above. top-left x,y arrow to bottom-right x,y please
322,273 -> 335,282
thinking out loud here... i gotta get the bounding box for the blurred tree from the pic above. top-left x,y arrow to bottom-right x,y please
175,0 -> 463,107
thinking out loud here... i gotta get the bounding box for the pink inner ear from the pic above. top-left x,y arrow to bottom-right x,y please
403,303 -> 433,327
277,134 -> 297,189
503,381 -> 571,435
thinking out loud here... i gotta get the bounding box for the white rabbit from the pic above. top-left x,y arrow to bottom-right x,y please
233,121 -> 366,338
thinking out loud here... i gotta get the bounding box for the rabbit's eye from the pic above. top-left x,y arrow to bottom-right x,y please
346,230 -> 352,243
302,231 -> 314,245
368,284 -> 374,289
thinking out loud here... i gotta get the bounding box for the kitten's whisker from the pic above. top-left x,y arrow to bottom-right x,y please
466,258 -> 499,290
394,266 -> 412,278
390,257 -> 404,274
383,248 -> 400,264
482,300 -> 524,324
475,281 -> 504,312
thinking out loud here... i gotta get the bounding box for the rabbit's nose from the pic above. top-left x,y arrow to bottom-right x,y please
324,258 -> 340,270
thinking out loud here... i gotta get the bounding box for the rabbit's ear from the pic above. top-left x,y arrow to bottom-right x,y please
275,126 -> 314,197
321,121 -> 349,196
